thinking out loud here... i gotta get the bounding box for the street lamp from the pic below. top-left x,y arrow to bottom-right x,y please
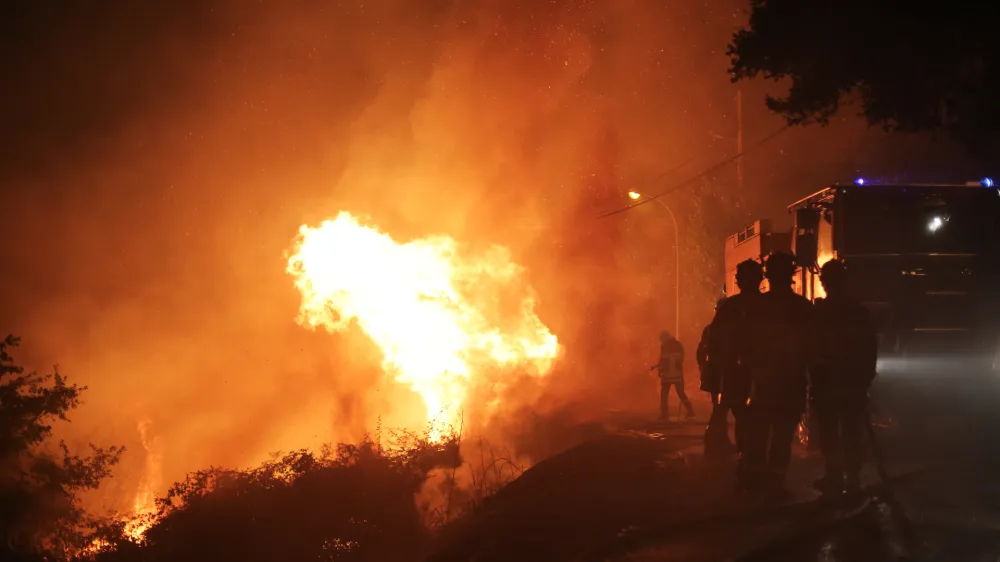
628,191 -> 681,337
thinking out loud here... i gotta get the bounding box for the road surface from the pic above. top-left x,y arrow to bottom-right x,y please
427,375 -> 1000,561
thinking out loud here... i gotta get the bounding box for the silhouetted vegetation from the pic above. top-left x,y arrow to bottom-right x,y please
421,437 -> 527,530
729,1 -> 1000,151
0,335 -> 122,561
89,431 -> 459,562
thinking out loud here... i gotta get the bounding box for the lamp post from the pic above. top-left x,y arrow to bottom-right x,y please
628,190 -> 680,337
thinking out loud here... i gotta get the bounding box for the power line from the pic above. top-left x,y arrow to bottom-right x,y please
597,124 -> 793,219
643,153 -> 700,185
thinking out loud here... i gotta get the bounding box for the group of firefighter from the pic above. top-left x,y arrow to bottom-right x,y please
652,252 -> 878,498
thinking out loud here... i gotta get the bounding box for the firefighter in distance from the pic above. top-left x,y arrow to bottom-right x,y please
653,330 -> 695,421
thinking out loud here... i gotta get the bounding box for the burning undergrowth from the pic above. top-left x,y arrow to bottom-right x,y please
89,430 -> 462,562
84,424 -> 587,562
54,208 -> 639,561
0,340 -> 663,562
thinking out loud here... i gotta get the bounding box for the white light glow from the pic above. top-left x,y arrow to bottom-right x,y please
927,216 -> 945,233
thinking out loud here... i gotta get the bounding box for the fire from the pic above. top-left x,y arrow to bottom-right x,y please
813,249 -> 836,299
286,212 -> 560,438
77,420 -> 163,556
123,418 -> 162,542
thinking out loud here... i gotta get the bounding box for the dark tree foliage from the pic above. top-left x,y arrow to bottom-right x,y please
729,1 -> 1000,151
0,335 -> 123,560
95,434 -> 458,562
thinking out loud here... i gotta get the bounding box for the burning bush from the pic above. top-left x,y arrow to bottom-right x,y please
92,431 -> 459,562
1,335 -> 534,562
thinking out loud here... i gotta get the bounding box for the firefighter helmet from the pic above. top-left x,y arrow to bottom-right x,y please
820,259 -> 847,278
820,259 -> 847,291
735,259 -> 764,289
764,252 -> 797,281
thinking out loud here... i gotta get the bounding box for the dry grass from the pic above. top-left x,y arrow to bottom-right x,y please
422,431 -> 528,530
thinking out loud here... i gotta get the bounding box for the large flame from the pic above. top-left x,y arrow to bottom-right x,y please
286,212 -> 559,437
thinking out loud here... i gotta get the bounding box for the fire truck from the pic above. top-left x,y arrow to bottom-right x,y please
724,179 -> 1000,380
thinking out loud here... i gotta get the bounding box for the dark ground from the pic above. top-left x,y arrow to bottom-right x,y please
427,375 -> 1000,562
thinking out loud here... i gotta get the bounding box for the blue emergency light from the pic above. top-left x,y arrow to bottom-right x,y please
982,177 -> 994,187
854,177 -> 865,185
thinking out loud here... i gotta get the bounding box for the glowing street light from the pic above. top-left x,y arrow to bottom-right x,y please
628,190 -> 681,337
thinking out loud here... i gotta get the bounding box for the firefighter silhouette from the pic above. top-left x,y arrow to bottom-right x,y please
708,259 -> 764,475
741,252 -> 812,496
811,259 -> 878,495
653,330 -> 695,421
699,297 -> 735,457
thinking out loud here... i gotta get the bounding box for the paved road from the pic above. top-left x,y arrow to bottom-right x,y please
608,376 -> 1000,561
426,375 -> 1000,562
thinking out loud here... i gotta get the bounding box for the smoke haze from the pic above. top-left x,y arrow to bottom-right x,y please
1,0 -> 989,514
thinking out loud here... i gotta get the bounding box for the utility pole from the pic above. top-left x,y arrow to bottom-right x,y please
652,199 -> 681,339
737,88 -> 744,192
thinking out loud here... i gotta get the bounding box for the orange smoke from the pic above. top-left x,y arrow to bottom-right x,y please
285,212 -> 560,438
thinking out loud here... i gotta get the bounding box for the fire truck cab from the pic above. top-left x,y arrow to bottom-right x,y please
724,179 -> 1000,378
